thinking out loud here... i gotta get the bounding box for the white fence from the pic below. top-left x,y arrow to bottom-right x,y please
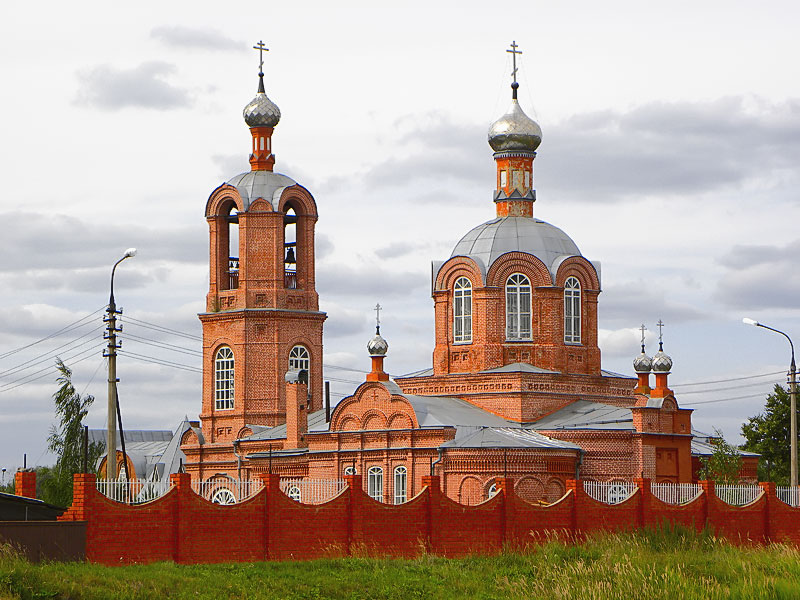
95,478 -> 172,504
583,480 -> 637,505
651,483 -> 702,505
777,486 -> 800,508
191,479 -> 264,504
714,484 -> 763,506
280,479 -> 347,504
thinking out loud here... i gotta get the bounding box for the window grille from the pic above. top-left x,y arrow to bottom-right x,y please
506,274 -> 532,340
564,277 -> 581,343
214,346 -> 234,409
368,466 -> 384,502
453,277 -> 472,344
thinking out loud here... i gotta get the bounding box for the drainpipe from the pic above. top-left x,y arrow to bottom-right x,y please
431,447 -> 444,476
232,439 -> 243,480
574,449 -> 584,481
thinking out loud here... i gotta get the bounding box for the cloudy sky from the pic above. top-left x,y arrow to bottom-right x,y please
1,0 -> 799,477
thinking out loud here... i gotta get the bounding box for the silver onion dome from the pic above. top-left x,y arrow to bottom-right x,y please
633,350 -> 653,374
488,93 -> 542,153
367,331 -> 388,357
651,344 -> 673,373
243,76 -> 281,128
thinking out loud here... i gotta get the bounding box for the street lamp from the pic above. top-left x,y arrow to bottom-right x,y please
743,317 -> 797,487
105,248 -> 136,480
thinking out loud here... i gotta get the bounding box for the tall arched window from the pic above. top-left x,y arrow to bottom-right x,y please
393,466 -> 407,504
289,345 -> 310,377
506,274 -> 532,340
284,206 -> 297,289
224,205 -> 239,290
453,277 -> 472,344
564,277 -> 581,344
214,346 -> 234,410
367,466 -> 383,502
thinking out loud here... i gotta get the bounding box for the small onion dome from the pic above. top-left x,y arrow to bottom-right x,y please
633,350 -> 653,374
651,343 -> 673,373
243,76 -> 281,128
488,85 -> 542,154
367,330 -> 388,357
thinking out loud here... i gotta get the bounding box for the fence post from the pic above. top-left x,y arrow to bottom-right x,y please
259,473 -> 280,560
344,474 -> 363,555
496,477 -> 515,549
759,481 -> 776,543
634,478 -> 651,529
421,475 -> 440,554
170,473 -> 190,563
699,480 -> 715,534
565,479 -> 580,540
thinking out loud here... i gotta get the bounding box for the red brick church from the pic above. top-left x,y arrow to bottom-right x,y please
152,48 -> 750,505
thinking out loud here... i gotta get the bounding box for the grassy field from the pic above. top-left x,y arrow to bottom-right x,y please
2,526 -> 799,600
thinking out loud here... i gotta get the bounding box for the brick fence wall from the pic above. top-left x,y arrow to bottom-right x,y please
58,473 -> 800,565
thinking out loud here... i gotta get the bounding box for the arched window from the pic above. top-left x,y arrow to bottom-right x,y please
214,346 -> 235,410
367,466 -> 383,502
289,345 -> 310,380
453,277 -> 472,344
393,466 -> 408,504
286,485 -> 302,502
564,277 -> 581,344
506,274 -> 532,340
487,482 -> 499,500
211,488 -> 236,505
343,465 -> 356,476
284,206 -> 297,289
225,205 -> 239,290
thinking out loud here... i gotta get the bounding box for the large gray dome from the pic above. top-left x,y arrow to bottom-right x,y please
451,217 -> 581,278
226,170 -> 296,211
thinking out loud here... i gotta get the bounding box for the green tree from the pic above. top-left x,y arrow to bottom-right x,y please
698,429 -> 743,484
39,359 -> 103,507
741,384 -> 796,484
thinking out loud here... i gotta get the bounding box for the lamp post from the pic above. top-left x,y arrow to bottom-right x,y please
105,248 -> 136,481
743,317 -> 797,487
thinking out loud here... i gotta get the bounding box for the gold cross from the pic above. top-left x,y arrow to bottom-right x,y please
506,40 -> 522,84
253,40 -> 269,73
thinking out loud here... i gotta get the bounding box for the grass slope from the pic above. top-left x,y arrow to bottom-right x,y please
1,526 -> 799,599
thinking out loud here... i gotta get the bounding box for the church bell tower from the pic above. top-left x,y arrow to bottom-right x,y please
199,43 -> 326,443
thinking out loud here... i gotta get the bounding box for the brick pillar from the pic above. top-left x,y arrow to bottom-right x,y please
59,473 -> 96,522
634,478 -> 651,528
285,379 -> 308,449
566,479 -> 580,539
496,477 -> 515,549
344,474 -> 363,555
170,473 -> 191,563
759,481 -> 776,542
422,475 -> 440,554
699,480 -> 715,534
14,470 -> 36,499
259,473 -> 281,560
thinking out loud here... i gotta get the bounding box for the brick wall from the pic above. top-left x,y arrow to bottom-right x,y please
61,473 -> 800,565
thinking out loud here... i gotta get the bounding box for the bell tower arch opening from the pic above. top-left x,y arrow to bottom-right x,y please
284,205 -> 297,289
226,204 -> 240,291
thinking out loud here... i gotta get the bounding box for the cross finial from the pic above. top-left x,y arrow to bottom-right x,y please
374,303 -> 382,334
656,319 -> 665,350
639,324 -> 647,351
253,40 -> 269,75
506,40 -> 522,85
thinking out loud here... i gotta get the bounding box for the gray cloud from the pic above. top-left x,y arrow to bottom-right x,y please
211,154 -> 250,181
150,26 -> 243,52
714,240 -> 800,309
375,241 -> 417,259
317,264 -> 427,298
75,62 -> 191,110
600,281 -> 709,325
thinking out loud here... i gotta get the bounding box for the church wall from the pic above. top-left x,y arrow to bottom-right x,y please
62,473 -> 800,565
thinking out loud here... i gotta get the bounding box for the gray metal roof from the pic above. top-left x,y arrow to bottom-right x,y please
450,216 -> 581,280
530,400 -> 634,431
480,362 -> 559,374
601,369 -> 635,380
225,170 -> 296,212
441,427 -> 581,450
90,423 -> 189,481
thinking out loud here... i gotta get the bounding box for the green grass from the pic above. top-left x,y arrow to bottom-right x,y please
2,525 -> 799,599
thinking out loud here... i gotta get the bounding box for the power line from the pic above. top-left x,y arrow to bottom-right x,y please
672,370 -> 786,388
122,316 -> 202,341
682,391 -> 775,407
0,326 -> 104,380
677,378 -> 783,396
122,332 -> 202,357
0,346 -> 104,394
118,350 -> 202,373
0,307 -> 104,361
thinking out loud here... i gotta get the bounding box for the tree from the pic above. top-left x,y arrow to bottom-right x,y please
741,384 -> 796,484
39,359 -> 103,507
698,429 -> 743,484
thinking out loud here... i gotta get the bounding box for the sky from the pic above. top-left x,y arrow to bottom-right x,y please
1,0 -> 799,478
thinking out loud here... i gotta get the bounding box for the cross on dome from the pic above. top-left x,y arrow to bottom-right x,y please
507,40 -> 522,86
639,324 -> 647,349
374,303 -> 382,333
656,319 -> 665,344
253,40 -> 269,75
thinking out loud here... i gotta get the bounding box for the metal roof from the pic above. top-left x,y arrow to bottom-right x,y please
480,362 -> 558,374
530,400 -> 634,431
441,427 -> 581,450
225,170 -> 296,212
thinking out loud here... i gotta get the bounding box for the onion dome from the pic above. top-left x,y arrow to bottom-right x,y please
651,342 -> 673,373
367,328 -> 388,357
633,347 -> 653,374
243,75 -> 281,128
488,83 -> 542,154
